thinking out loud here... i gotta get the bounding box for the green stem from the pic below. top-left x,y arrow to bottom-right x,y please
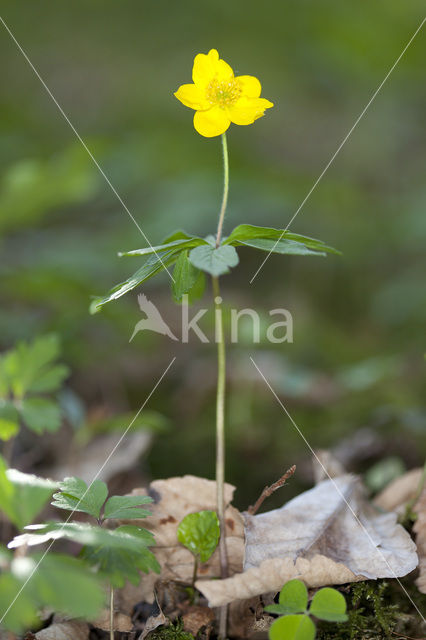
215,132 -> 229,248
192,555 -> 199,588
110,585 -> 114,640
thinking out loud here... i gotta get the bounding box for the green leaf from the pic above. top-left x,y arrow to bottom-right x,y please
81,525 -> 160,587
52,476 -> 108,519
0,402 -> 19,441
0,459 -> 57,529
28,364 -> 69,394
10,521 -> 156,552
269,614 -> 315,640
13,553 -> 104,620
0,572 -> 38,633
239,238 -> 326,257
90,248 -> 182,314
177,510 -> 220,563
265,579 -> 308,615
309,587 -> 348,622
20,397 -> 62,434
118,235 -> 206,257
224,224 -> 340,255
103,495 -> 153,520
189,244 -> 239,277
172,250 -> 205,303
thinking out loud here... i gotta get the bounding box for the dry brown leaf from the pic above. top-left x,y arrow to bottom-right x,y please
115,475 -> 244,610
138,610 -> 168,640
92,608 -> 133,632
413,486 -> 426,594
196,475 -> 418,606
182,605 -> 215,636
34,620 -> 89,640
374,467 -> 423,513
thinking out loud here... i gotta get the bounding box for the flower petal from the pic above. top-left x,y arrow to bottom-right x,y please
194,106 -> 230,137
228,97 -> 274,126
192,49 -> 234,88
174,83 -> 209,111
236,75 -> 262,98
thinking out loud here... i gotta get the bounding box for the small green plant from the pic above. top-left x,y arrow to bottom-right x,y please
177,510 -> 220,585
0,457 -> 104,634
150,618 -> 194,640
265,579 -> 348,640
9,476 -> 160,640
0,334 -> 68,454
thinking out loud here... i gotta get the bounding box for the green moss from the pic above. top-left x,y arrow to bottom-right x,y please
149,619 -> 194,640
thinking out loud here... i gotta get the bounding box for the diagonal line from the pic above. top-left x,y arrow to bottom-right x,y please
0,356 -> 176,625
250,16 -> 426,284
0,15 -> 174,282
249,356 -> 425,623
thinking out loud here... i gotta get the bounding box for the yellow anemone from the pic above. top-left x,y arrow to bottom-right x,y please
174,49 -> 274,137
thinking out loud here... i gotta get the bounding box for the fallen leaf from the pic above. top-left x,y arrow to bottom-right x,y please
413,486 -> 426,594
182,605 -> 215,637
34,620 -> 89,640
374,467 -> 423,513
196,475 -> 418,606
116,475 -> 245,610
49,431 -> 151,483
138,610 -> 168,640
92,608 -> 133,632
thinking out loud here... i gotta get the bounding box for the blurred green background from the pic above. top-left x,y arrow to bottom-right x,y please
1,1 -> 425,508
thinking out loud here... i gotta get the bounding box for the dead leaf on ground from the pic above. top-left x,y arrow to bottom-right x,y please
182,605 -> 215,637
92,608 -> 133,632
196,475 -> 418,606
34,620 -> 89,640
413,486 -> 426,594
116,475 -> 244,612
374,467 -> 423,514
137,609 -> 168,640
49,431 -> 151,483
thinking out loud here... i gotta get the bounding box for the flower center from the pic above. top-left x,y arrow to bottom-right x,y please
206,77 -> 241,108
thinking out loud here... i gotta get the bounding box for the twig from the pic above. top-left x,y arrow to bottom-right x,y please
248,465 -> 296,515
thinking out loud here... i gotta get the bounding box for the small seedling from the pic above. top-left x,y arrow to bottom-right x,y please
9,476 -> 160,640
177,510 -> 220,585
265,579 -> 348,640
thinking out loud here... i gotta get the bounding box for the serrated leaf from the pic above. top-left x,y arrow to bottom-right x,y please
9,521 -> 156,552
265,579 -> 308,615
90,249 -> 181,314
0,459 -> 57,529
240,238 -> 326,257
27,363 -> 69,393
118,235 -> 205,257
0,402 -> 19,441
177,510 -> 220,563
172,250 -> 205,303
52,476 -> 108,519
224,224 -> 340,255
189,244 -> 239,277
269,614 -> 315,640
20,396 -> 62,434
309,587 -> 348,622
103,494 -> 153,520
12,553 -> 104,621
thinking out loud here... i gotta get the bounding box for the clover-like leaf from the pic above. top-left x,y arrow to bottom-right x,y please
80,525 -> 160,588
269,614 -> 315,640
51,476 -> 108,519
309,587 -> 348,622
265,579 -> 308,615
103,495 -> 153,520
189,244 -> 239,277
177,510 -> 220,563
0,458 -> 57,530
172,249 -> 205,303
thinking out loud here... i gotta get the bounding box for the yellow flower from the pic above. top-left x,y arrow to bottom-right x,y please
174,49 -> 274,138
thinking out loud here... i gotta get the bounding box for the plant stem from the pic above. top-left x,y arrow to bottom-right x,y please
192,555 -> 198,587
110,585 -> 114,640
215,132 -> 229,248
